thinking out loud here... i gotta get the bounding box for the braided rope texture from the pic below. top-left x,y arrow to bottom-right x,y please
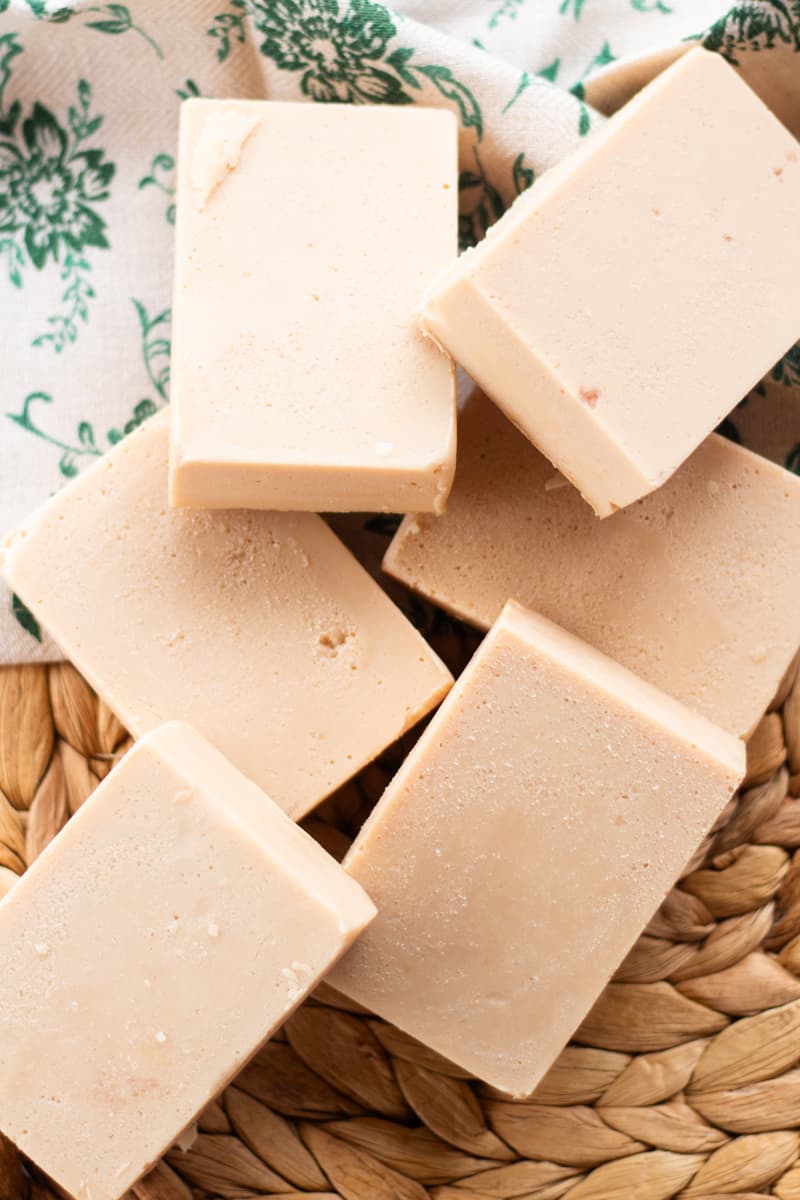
2,633 -> 800,1200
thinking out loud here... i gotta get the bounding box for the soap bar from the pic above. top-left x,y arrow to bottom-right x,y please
2,412 -> 452,819
0,722 -> 375,1200
170,100 -> 457,513
330,602 -> 744,1095
420,48 -> 800,516
385,391 -> 800,739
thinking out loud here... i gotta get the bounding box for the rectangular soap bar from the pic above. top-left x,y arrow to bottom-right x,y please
385,391 -> 800,740
170,100 -> 457,514
2,412 -> 451,820
0,722 -> 375,1200
330,602 -> 744,1095
420,48 -> 800,516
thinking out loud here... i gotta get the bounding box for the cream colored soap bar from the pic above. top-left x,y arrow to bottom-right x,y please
0,722 -> 375,1200
330,602 -> 744,1096
2,412 -> 452,820
421,49 -> 800,516
386,392 -> 800,740
170,100 -> 457,514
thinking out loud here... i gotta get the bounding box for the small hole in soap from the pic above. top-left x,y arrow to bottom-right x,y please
317,628 -> 355,657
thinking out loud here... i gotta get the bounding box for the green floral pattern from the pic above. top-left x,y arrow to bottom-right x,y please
211,0 -> 408,103
210,0 -> 408,102
8,390 -> 159,478
487,0 -> 528,30
210,0 -> 484,136
0,81 -> 113,270
701,1 -> 800,59
138,152 -> 175,225
6,297 -> 168,481
458,146 -> 534,248
207,0 -> 583,242
256,0 -> 411,104
0,78 -> 115,350
0,31 -> 22,136
6,286 -> 169,643
4,2 -> 164,58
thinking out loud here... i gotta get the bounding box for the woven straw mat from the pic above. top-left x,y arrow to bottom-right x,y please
2,600 -> 800,1200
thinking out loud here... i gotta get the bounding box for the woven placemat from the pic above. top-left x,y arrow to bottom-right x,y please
2,627 -> 800,1200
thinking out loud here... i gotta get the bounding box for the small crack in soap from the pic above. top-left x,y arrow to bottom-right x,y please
191,110 -> 261,211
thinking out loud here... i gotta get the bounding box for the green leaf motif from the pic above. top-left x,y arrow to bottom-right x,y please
0,237 -> 23,288
560,0 -> 587,18
503,57 -> 568,114
570,80 -> 593,136
176,79 -> 202,101
11,593 -> 41,643
8,300 -> 169,476
538,58 -> 561,82
6,391 -> 101,476
458,147 -> 505,249
32,253 -> 96,353
416,64 -> 482,137
585,40 -> 617,72
107,398 -> 158,445
78,420 -> 96,448
19,0 -> 70,18
208,0 -> 249,63
502,70 -> 530,114
457,148 -> 536,249
85,3 -> 133,34
0,32 -> 23,137
133,298 -> 171,402
631,0 -> 672,11
386,45 -> 419,87
512,152 -> 534,194
138,152 -> 176,225
487,0 -> 528,30
26,3 -> 164,57
699,1 -> 800,62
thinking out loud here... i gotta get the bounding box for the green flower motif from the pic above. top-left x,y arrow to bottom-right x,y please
251,0 -> 412,104
209,0 -> 484,136
0,98 -> 113,270
0,79 -> 115,350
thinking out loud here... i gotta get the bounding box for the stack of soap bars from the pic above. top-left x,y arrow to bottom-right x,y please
2,47 -> 800,1200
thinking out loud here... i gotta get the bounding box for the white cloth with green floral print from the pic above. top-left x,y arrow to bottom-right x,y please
1,0 -> 799,662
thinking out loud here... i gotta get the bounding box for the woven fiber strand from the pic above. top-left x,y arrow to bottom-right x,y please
2,639 -> 800,1200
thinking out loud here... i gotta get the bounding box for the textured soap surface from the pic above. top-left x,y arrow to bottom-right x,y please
2,411 -> 452,819
421,48 -> 800,516
385,391 -> 800,740
330,601 -> 744,1095
170,100 -> 457,513
0,722 -> 375,1200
